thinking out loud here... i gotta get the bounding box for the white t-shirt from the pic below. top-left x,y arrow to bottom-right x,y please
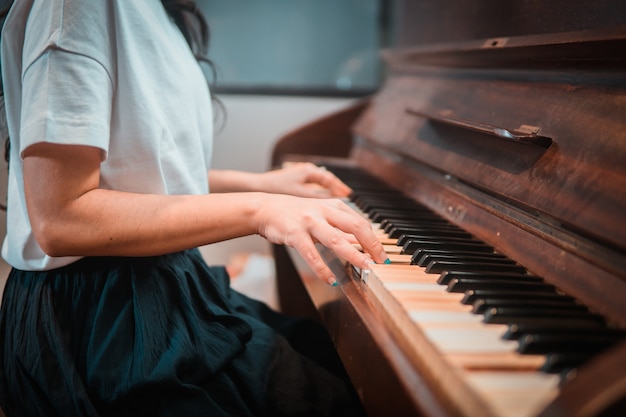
1,0 -> 214,271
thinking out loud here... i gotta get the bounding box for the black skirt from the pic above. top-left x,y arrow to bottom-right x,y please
0,249 -> 363,417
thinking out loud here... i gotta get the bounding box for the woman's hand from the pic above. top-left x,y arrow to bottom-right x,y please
258,162 -> 352,198
209,163 -> 351,198
254,193 -> 388,285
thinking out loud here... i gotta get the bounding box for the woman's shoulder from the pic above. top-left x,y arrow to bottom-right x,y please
7,0 -> 147,76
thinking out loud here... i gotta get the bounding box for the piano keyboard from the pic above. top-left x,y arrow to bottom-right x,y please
329,165 -> 626,417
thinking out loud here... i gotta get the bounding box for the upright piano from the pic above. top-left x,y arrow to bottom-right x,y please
270,2 -> 626,416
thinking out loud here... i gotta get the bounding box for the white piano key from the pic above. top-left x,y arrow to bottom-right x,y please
409,310 -> 485,324
422,327 -> 518,354
385,282 -> 448,293
466,372 -> 560,417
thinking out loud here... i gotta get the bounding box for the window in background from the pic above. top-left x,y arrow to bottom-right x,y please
197,0 -> 391,97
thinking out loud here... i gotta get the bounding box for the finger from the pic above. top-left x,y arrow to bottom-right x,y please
292,236 -> 338,286
311,223 -> 379,274
316,205 -> 388,266
304,165 -> 352,197
337,229 -> 358,244
291,183 -> 334,199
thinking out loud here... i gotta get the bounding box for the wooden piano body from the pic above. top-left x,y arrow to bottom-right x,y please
271,1 -> 626,416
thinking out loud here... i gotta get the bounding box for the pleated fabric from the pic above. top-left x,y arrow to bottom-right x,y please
0,249 -> 363,417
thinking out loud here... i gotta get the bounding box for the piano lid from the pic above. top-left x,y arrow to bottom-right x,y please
390,0 -> 626,48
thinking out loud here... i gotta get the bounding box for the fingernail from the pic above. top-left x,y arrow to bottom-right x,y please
364,258 -> 374,268
384,258 -> 392,264
328,277 -> 338,286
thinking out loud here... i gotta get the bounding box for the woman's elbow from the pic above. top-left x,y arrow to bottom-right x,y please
31,218 -> 75,257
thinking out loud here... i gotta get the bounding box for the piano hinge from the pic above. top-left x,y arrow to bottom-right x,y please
516,124 -> 542,135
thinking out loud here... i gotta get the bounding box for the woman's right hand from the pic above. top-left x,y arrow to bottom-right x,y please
254,193 -> 388,285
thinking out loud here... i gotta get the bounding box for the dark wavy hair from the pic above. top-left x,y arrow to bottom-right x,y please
160,0 -> 220,86
0,0 -> 222,162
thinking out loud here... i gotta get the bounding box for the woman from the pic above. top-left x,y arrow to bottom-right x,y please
0,0 -> 388,416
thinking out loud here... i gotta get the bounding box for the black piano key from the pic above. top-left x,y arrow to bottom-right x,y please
425,260 -> 527,274
411,249 -> 507,265
402,239 -> 494,254
368,208 -> 436,219
352,188 -> 413,196
364,203 -> 430,212
392,230 -> 472,242
502,320 -> 613,340
383,223 -> 472,239
380,214 -> 456,226
346,181 -> 398,191
398,234 -> 481,245
506,317 -> 609,330
353,197 -> 415,212
353,200 -> 399,212
439,271 -> 543,285
374,214 -> 449,225
358,195 -> 420,204
482,307 -> 604,325
380,217 -> 458,227
371,212 -> 442,224
352,192 -> 406,200
388,227 -> 466,240
448,279 -> 557,294
367,205 -> 439,214
461,289 -> 573,305
472,297 -> 588,315
503,322 -> 624,340
517,333 -> 623,354
413,253 -> 512,267
541,352 -> 597,373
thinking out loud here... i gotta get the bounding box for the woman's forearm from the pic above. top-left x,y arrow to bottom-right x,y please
209,163 -> 351,198
33,188 -> 265,257
23,143 -> 264,257
208,169 -> 265,193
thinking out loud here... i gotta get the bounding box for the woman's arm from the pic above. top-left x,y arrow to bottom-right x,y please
209,162 -> 351,198
23,143 -> 387,284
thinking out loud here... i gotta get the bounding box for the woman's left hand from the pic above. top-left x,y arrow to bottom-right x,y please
259,162 -> 351,198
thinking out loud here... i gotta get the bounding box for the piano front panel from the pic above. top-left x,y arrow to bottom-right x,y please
353,41 -> 626,254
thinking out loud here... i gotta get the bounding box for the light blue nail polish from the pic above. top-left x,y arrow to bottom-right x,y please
384,258 -> 392,264
331,281 -> 338,287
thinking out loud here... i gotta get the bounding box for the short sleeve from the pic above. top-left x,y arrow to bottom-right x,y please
19,49 -> 113,159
